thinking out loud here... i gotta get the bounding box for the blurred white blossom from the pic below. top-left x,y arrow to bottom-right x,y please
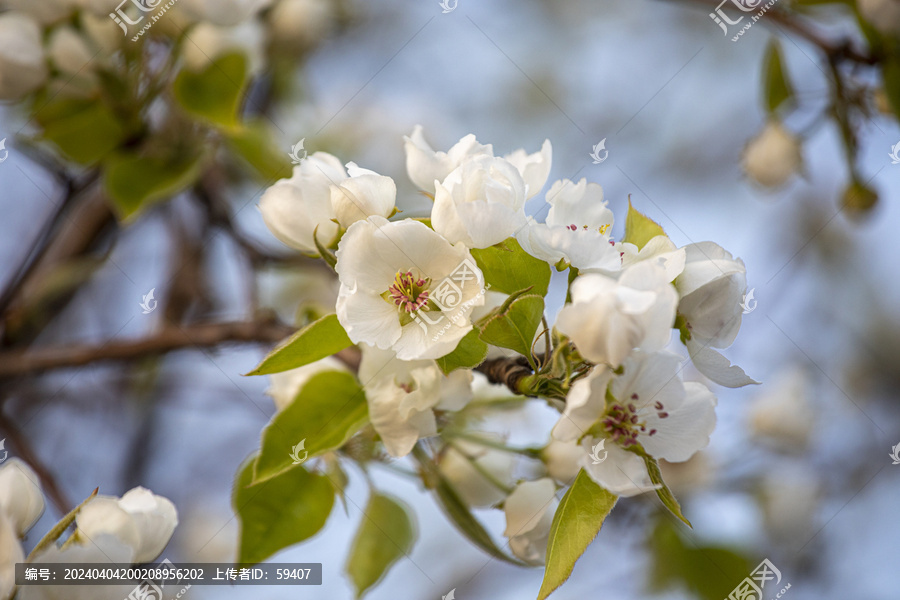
0,458 -> 45,537
742,122 -> 802,188
503,478 -> 558,564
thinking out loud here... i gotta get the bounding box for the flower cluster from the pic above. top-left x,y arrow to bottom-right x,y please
254,128 -> 755,574
0,0 -> 335,100
0,458 -> 178,600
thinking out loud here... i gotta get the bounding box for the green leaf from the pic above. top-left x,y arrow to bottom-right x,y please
233,455 -> 334,565
435,328 -> 488,375
345,493 -> 416,599
649,518 -> 751,600
253,371 -> 368,484
623,200 -> 666,250
36,99 -> 125,165
478,294 -> 544,363
226,121 -> 293,181
173,52 -> 248,128
763,40 -> 794,113
246,314 -> 352,375
538,470 -> 617,600
104,152 -> 203,219
471,238 -> 551,297
28,488 -> 98,560
644,455 -> 692,527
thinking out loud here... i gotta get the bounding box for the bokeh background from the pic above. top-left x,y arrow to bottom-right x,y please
1,0 -> 899,598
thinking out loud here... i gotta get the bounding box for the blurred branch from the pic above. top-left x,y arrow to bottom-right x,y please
0,317 -> 297,378
1,184 -> 116,346
475,356 -> 534,396
670,0 -> 878,65
0,411 -> 73,515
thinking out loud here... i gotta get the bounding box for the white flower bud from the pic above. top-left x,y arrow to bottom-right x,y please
269,0 -> 335,46
266,357 -> 348,412
48,26 -> 95,79
438,439 -> 515,508
858,0 -> 900,35
0,458 -> 45,537
742,122 -> 802,188
0,12 -> 48,101
503,478 -> 558,564
748,366 -> 813,450
541,440 -> 584,485
75,487 -> 178,564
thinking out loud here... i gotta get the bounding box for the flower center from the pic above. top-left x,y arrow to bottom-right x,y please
387,271 -> 431,313
567,223 -> 611,235
601,393 -> 668,448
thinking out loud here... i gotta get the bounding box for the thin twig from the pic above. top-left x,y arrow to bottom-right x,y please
0,318 -> 303,378
0,411 -> 73,515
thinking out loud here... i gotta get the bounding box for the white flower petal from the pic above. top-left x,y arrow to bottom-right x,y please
504,139 -> 552,199
640,381 -> 717,462
330,164 -> 397,228
404,126 -> 492,192
0,458 -> 45,536
580,441 -> 658,497
686,339 -> 759,388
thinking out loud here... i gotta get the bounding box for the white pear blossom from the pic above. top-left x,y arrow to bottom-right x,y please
0,12 -> 48,101
75,487 -> 177,564
438,438 -> 515,507
258,152 -> 347,253
556,261 -> 678,367
80,12 -> 123,54
359,345 -> 472,457
335,216 -> 486,360
268,0 -> 335,46
329,162 -> 397,228
0,458 -> 45,536
675,242 -> 757,388
503,478 -> 558,564
517,178 -> 623,270
0,0 -> 73,25
404,126 -> 551,199
433,155 -> 528,249
742,121 -> 802,188
266,357 -> 349,411
748,366 -> 813,449
1,514 -> 23,600
553,352 -> 717,497
403,126 -> 493,193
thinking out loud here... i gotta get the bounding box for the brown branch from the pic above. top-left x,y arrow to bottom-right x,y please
475,356 -> 535,396
0,318 -> 301,379
0,411 -> 73,515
